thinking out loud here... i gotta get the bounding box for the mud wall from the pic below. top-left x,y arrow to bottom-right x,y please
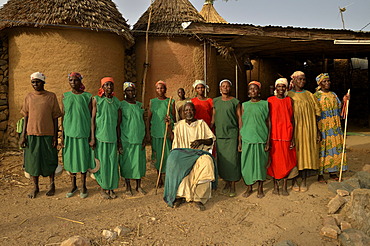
0,35 -> 9,147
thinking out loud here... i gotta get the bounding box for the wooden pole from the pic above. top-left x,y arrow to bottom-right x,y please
155,96 -> 173,194
339,89 -> 350,182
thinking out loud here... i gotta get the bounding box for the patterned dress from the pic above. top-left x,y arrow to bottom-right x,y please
314,91 -> 347,174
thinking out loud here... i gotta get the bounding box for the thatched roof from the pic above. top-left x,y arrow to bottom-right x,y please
0,0 -> 134,43
200,0 -> 227,24
133,0 -> 205,35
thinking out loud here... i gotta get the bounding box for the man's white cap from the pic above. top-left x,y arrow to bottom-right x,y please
30,72 -> 46,82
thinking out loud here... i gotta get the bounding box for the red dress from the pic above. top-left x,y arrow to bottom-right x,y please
191,97 -> 213,127
267,96 -> 297,179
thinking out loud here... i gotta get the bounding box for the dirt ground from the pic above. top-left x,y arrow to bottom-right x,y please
1,132 -> 370,246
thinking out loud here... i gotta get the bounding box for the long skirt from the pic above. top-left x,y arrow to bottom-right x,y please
241,143 -> 268,185
119,143 -> 146,179
25,135 -> 58,177
151,137 -> 172,173
217,138 -> 241,181
267,140 -> 297,179
63,136 -> 91,173
94,140 -> 119,190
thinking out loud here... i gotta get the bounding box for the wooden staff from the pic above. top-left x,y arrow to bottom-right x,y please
155,96 -> 173,194
339,89 -> 350,182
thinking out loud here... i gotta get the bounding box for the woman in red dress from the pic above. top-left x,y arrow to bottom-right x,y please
191,80 -> 213,127
267,78 -> 297,196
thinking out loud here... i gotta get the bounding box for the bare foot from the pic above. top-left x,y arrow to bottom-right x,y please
272,188 -> 279,195
242,188 -> 253,198
125,189 -> 133,196
281,189 -> 289,196
109,190 -> 117,199
292,183 -> 300,192
257,191 -> 265,198
173,198 -> 185,208
195,202 -> 205,211
136,187 -> 147,195
28,188 -> 39,199
46,184 -> 55,196
300,184 -> 308,192
100,189 -> 110,199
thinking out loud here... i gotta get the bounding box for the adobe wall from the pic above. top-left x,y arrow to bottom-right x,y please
135,36 -> 217,107
5,27 -> 127,147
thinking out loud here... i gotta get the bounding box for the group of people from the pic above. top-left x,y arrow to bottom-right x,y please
19,70 -> 348,211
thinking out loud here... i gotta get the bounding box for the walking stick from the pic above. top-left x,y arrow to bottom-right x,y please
155,96 -> 173,194
339,89 -> 350,182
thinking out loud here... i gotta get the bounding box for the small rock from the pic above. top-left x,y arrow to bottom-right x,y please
331,214 -> 344,225
102,230 -> 117,241
114,226 -> 131,237
274,240 -> 297,246
328,181 -> 356,194
338,229 -> 370,246
362,164 -> 370,174
353,171 -> 370,189
337,189 -> 349,197
320,226 -> 339,239
343,178 -> 361,190
343,189 -> 370,235
341,221 -> 352,231
328,195 -> 346,214
323,216 -> 338,227
60,236 -> 91,246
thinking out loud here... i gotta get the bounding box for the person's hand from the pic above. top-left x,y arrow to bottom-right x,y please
289,139 -> 295,150
264,141 -> 271,152
19,135 -> 27,148
52,136 -> 58,148
190,140 -> 203,149
165,115 -> 171,124
89,137 -> 96,150
238,142 -> 242,152
343,93 -> 350,101
118,141 -> 123,154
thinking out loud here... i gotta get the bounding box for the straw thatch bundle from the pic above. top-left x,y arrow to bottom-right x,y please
200,0 -> 227,24
0,0 -> 133,43
133,0 -> 205,35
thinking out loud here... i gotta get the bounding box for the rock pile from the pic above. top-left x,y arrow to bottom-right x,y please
0,36 -> 9,147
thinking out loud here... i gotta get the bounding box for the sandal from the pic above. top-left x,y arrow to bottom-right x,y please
66,188 -> 78,198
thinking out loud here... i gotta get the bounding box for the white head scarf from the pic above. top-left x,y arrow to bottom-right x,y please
274,78 -> 288,96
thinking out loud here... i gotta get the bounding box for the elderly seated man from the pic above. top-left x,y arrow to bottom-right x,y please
164,102 -> 216,211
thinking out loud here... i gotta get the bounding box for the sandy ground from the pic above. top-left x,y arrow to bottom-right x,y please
0,133 -> 369,246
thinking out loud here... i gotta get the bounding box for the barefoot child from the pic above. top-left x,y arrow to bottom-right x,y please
62,72 -> 92,198
239,81 -> 270,198
90,77 -> 121,199
20,72 -> 62,198
146,81 -> 175,186
267,78 -> 297,196
120,82 -> 147,196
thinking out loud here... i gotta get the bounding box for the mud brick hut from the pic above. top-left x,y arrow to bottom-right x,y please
133,0 -> 221,106
0,0 -> 134,147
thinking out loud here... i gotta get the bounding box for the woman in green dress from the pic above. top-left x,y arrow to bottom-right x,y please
120,82 -> 147,196
239,81 -> 271,198
90,77 -> 122,199
212,79 -> 241,197
62,72 -> 92,198
146,80 -> 175,187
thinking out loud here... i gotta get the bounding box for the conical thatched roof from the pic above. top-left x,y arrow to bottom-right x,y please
133,0 -> 205,35
0,0 -> 134,43
200,0 -> 227,24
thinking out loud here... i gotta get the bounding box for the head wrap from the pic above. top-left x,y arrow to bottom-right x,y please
30,72 -> 46,83
274,78 -> 288,96
289,71 -> 305,90
155,80 -> 167,88
315,73 -> 330,91
98,77 -> 114,97
123,82 -> 135,91
219,79 -> 232,87
193,80 -> 209,92
68,72 -> 85,91
248,81 -> 261,89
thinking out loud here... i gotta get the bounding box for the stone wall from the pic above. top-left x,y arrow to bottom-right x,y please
0,35 -> 9,147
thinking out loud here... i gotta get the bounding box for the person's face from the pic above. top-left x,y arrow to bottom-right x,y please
184,104 -> 195,121
295,75 -> 306,89
68,76 -> 82,90
178,89 -> 185,98
248,84 -> 260,98
125,87 -> 136,99
220,82 -> 231,95
156,83 -> 166,96
31,79 -> 45,91
320,78 -> 331,90
195,84 -> 205,96
102,81 -> 114,95
276,84 -> 287,96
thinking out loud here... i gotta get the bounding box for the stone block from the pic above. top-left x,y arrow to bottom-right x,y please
0,105 -> 7,111
343,178 -> 361,190
60,236 -> 91,246
339,229 -> 370,246
328,181 -> 357,194
337,189 -> 350,197
0,121 -> 7,130
343,189 -> 370,235
362,164 -> 370,173
328,195 -> 346,214
0,111 -> 6,121
331,214 -> 344,226
0,85 -> 7,93
320,226 -> 339,239
341,221 -> 352,231
0,98 -> 7,106
102,230 -> 117,241
353,171 -> 370,189
323,216 -> 338,227
0,60 -> 6,66
114,226 -> 131,237
274,240 -> 297,246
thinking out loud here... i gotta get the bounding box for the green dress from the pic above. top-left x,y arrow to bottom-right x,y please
213,97 -> 241,181
119,100 -> 146,179
240,100 -> 269,185
93,96 -> 120,190
62,91 -> 92,173
150,97 -> 175,173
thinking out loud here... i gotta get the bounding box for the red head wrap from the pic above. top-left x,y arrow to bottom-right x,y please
248,81 -> 261,89
68,72 -> 85,91
98,77 -> 115,97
